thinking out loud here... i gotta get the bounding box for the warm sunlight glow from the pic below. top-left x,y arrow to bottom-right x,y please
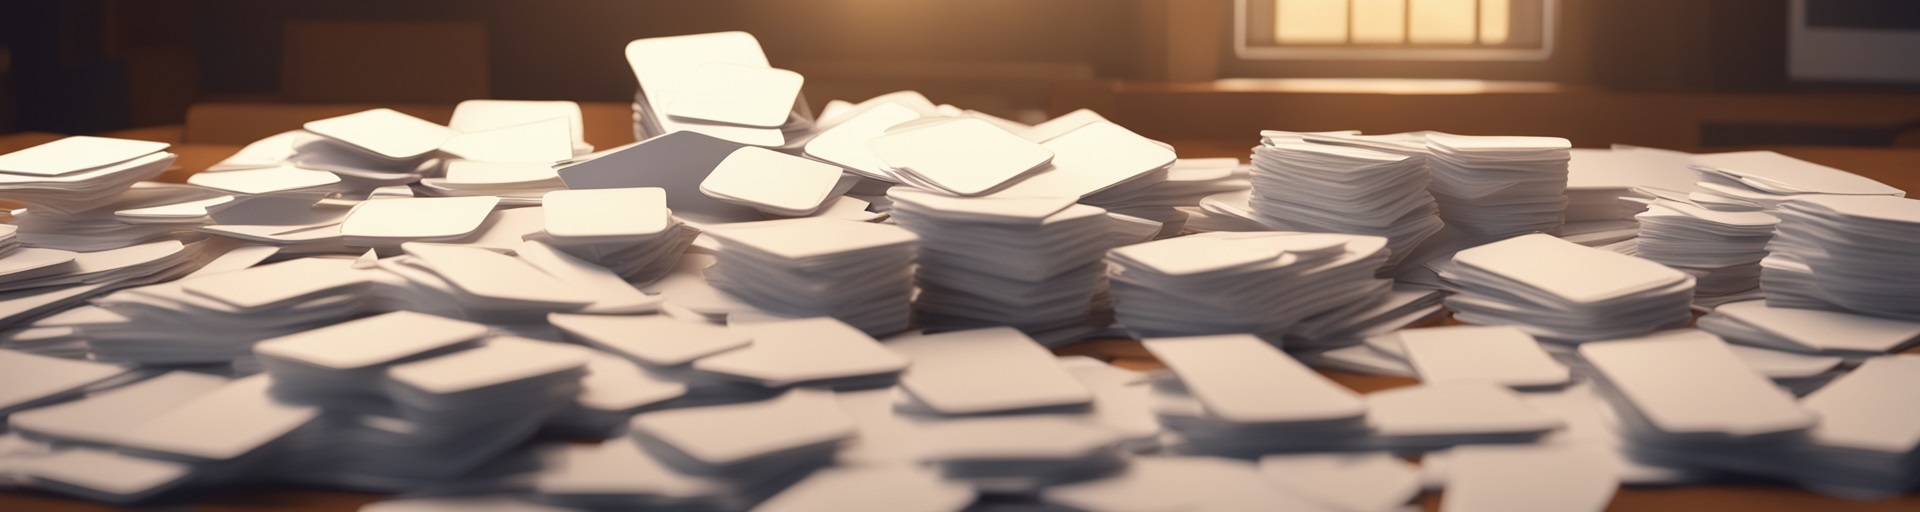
1351,0 -> 1408,44
1276,0 -> 1349,44
1480,0 -> 1511,44
1408,0 -> 1477,44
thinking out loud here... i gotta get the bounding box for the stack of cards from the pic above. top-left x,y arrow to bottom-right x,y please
912,414 -> 1129,493
692,317 -> 907,389
1642,355 -> 1920,498
108,375 -> 321,477
1283,285 -> 1445,350
1440,234 -> 1694,342
555,130 -> 770,226
1043,456 -> 1334,511
1632,199 -> 1778,307
533,188 -> 699,283
702,219 -> 919,335
11,183 -> 225,252
1143,334 -> 1368,454
266,337 -> 590,489
416,161 -> 563,207
252,311 -> 490,402
886,327 -> 1093,416
1394,325 -> 1571,390
1688,150 -> 1903,210
0,349 -> 130,418
340,197 -> 501,248
86,256 -> 375,365
867,118 -> 1056,197
1424,133 -> 1572,239
528,436 -> 744,511
1249,138 -> 1443,271
379,243 -> 595,322
628,389 -> 850,483
1558,147 -> 1695,246
887,189 -> 1114,341
1699,299 -> 1920,356
0,136 -> 177,215
1107,232 -> 1391,339
1762,195 -> 1920,320
1146,334 -> 1562,455
700,147 -> 854,217
448,99 -> 594,156
292,109 -> 456,188
1580,331 -> 1829,489
624,32 -> 813,149
208,131 -> 301,172
992,121 -> 1177,207
805,101 -> 929,183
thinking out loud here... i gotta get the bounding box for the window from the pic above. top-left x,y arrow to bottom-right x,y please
1235,0 -> 1556,61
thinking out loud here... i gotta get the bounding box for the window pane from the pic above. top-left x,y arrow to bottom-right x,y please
1480,0 -> 1511,44
1276,0 -> 1349,44
1351,0 -> 1407,44
1408,0 -> 1476,44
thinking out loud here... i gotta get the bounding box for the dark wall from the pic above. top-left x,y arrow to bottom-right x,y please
193,0 -> 1150,101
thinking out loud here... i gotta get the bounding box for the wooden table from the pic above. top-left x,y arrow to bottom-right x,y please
4,141 -> 1919,511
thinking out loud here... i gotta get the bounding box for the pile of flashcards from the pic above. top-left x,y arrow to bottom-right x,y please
6,27 -> 1920,512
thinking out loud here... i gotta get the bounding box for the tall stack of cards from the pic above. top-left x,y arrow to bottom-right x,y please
1249,137 -> 1443,271
1637,354 -> 1920,498
887,189 -> 1114,343
1441,234 -> 1693,342
1763,195 -> 1920,321
703,218 -> 919,335
87,257 -> 375,366
535,188 -> 699,284
1687,151 -> 1904,210
624,32 -> 813,149
0,136 -> 177,215
1107,232 -> 1391,339
293,109 -> 456,188
1424,133 -> 1572,240
1580,332 -> 1833,491
1633,199 -> 1777,306
256,320 -> 591,490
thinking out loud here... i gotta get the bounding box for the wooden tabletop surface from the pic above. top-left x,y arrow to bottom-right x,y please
4,139 -> 1919,511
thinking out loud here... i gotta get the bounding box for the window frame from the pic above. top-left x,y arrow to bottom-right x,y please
1232,0 -> 1559,61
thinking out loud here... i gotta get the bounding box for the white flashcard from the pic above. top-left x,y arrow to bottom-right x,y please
9,371 -> 228,445
541,187 -> 672,240
0,349 -> 127,413
1143,334 -> 1364,424
549,313 -> 750,366
1399,325 -> 1570,389
867,118 -> 1054,196
386,337 -> 591,396
1442,444 -> 1618,512
186,165 -> 341,195
691,317 -> 907,386
0,136 -> 169,177
667,64 -> 804,128
1259,453 -> 1422,512
701,147 -> 845,216
114,375 -> 320,460
1580,331 -> 1815,436
888,327 -> 1093,415
254,310 -> 487,369
629,388 -> 853,468
402,242 -> 596,309
181,257 -> 368,311
302,108 -> 458,161
341,196 -> 500,241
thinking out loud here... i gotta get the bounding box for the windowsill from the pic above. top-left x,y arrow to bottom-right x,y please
1143,78 -> 1569,95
